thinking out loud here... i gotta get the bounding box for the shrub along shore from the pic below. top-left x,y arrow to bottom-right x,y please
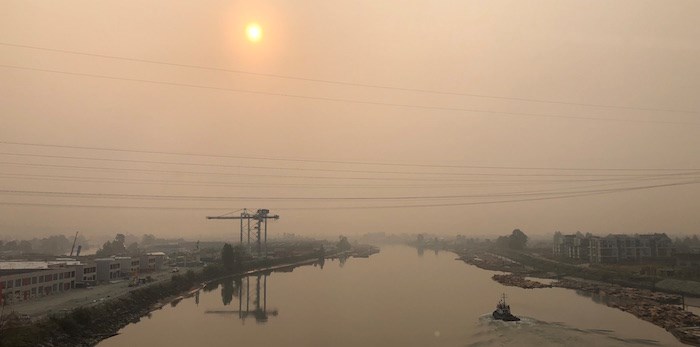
0,254 -> 324,347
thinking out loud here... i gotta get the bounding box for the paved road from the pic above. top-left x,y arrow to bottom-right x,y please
3,266 -> 201,320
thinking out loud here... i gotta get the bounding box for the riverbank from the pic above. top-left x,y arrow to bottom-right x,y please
2,267 -> 179,321
456,248 -> 700,346
0,253 -> 346,347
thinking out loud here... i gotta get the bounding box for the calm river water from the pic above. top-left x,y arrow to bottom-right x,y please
99,246 -> 686,346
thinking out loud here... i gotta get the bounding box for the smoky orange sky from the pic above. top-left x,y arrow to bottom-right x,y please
1,0 -> 699,242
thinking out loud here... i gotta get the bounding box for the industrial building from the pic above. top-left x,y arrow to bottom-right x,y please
95,258 -> 123,282
140,252 -> 167,272
0,252 -> 168,305
0,261 -> 80,304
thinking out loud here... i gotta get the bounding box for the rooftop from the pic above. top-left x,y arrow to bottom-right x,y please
0,261 -> 51,270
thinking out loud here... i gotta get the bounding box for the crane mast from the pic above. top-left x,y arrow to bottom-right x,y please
207,209 -> 279,258
69,231 -> 79,257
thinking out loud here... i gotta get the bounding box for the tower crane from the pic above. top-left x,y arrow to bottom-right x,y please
207,209 -> 279,257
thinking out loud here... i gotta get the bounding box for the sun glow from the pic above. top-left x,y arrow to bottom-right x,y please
246,23 -> 263,42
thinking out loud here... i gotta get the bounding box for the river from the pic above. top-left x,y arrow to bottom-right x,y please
98,245 -> 686,346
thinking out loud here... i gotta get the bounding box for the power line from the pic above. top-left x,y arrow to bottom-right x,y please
3,161 -> 695,183
1,180 -> 696,201
1,64 -> 696,126
277,180 -> 700,210
2,140 -> 698,172
0,201 -> 230,211
1,172 -> 576,189
1,41 -> 695,115
3,152 -> 695,177
1,179 -> 697,211
0,172 -> 638,189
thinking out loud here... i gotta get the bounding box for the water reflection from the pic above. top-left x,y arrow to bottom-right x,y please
315,257 -> 325,269
206,274 -> 278,324
98,246 -> 685,347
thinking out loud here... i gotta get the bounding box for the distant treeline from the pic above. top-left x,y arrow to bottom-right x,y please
674,235 -> 700,252
0,234 -> 90,256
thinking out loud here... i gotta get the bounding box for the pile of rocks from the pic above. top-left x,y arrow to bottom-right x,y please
553,278 -> 700,346
492,274 -> 552,289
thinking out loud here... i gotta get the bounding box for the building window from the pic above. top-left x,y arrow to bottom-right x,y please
53,274 -> 57,281
15,279 -> 21,287
38,276 -> 44,283
31,277 -> 37,285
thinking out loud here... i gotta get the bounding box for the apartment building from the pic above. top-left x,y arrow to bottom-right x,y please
553,232 -> 673,263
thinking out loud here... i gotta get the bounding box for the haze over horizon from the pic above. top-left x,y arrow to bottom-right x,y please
1,0 -> 699,242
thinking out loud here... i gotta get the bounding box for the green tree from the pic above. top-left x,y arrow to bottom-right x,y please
126,242 -> 139,256
337,236 -> 351,251
221,243 -> 235,270
221,279 -> 234,306
18,240 -> 32,253
39,235 -> 71,255
141,234 -> 156,245
509,229 -> 528,250
232,245 -> 246,264
3,240 -> 17,251
495,236 -> 510,248
95,234 -> 127,257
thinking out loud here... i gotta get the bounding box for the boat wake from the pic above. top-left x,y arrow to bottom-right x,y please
467,314 -> 661,347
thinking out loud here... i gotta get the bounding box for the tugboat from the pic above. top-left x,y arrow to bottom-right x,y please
492,293 -> 520,321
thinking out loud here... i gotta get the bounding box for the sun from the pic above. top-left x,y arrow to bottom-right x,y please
245,23 -> 263,42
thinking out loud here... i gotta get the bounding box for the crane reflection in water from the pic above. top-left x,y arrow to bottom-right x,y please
205,273 -> 278,324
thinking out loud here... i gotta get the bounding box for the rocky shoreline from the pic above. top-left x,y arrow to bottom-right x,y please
492,274 -> 552,289
553,278 -> 700,345
459,250 -> 700,346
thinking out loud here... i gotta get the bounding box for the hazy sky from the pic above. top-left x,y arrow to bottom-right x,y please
1,0 -> 699,243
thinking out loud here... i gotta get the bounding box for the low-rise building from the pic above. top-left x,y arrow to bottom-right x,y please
140,252 -> 167,272
95,258 -> 121,282
74,262 -> 97,286
0,261 -> 79,304
114,257 -> 140,277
